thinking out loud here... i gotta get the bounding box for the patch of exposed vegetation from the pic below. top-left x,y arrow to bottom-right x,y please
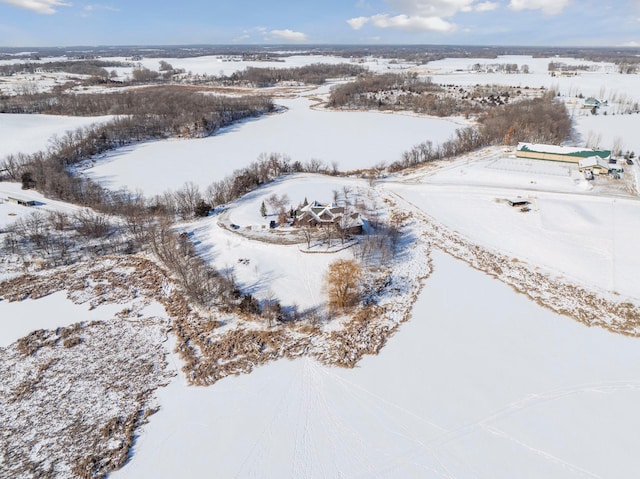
0,318 -> 172,479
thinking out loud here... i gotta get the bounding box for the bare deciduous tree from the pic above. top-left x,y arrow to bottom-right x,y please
324,259 -> 362,313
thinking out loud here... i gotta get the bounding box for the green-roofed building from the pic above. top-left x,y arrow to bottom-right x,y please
516,142 -> 611,164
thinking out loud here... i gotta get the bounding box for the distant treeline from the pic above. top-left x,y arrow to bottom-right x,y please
1,86 -> 273,204
192,63 -> 366,87
389,92 -> 571,172
0,60 -> 128,77
327,72 -> 532,117
0,85 -> 273,133
3,44 -> 639,65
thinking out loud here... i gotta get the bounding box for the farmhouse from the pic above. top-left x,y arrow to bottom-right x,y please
516,142 -> 611,164
7,196 -> 36,207
293,200 -> 364,235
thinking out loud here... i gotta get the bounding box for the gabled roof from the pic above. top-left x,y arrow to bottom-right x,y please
578,156 -> 610,170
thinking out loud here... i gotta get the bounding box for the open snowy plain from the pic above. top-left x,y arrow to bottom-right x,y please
1,52 -> 640,478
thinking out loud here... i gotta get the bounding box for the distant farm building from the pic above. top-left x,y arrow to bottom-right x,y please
578,156 -> 623,175
7,196 -> 36,207
578,157 -> 614,175
516,143 -> 611,164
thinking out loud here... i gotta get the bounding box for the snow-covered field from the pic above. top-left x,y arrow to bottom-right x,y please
0,113 -> 113,157
421,55 -> 640,104
191,174 -> 369,310
384,149 -> 640,301
102,54 -> 411,79
82,92 -> 462,196
114,250 -> 640,478
0,182 -> 82,229
2,52 -> 640,478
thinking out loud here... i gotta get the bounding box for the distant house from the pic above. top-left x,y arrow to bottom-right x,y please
583,97 -> 607,109
293,201 -> 364,235
516,142 -> 611,164
7,196 -> 36,207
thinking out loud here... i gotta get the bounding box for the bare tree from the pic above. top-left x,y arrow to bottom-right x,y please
174,182 -> 202,220
324,259 -> 362,312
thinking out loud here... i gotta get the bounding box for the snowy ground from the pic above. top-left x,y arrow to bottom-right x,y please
102,54 -> 412,80
0,113 -> 113,158
113,250 -> 640,479
2,53 -> 640,478
420,55 -> 640,104
81,90 -> 463,196
0,182 -> 82,228
189,174 -> 371,310
383,148 -> 640,301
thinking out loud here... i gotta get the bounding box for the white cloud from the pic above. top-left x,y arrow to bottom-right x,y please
369,13 -> 456,31
269,29 -> 308,42
347,1 -> 496,33
347,16 -> 370,30
475,1 -> 499,11
621,40 -> 640,46
83,4 -> 119,12
384,0 -> 476,17
508,0 -> 570,15
0,0 -> 71,14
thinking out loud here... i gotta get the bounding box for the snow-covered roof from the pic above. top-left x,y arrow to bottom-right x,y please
517,142 -> 611,159
578,156 -> 610,169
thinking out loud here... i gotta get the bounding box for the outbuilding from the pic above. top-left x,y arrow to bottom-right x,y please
7,196 -> 36,207
578,157 -> 623,175
516,142 -> 611,164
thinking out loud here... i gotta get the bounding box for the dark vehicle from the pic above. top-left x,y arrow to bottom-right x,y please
627,159 -> 634,165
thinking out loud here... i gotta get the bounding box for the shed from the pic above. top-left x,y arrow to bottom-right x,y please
507,198 -> 530,207
7,196 -> 36,207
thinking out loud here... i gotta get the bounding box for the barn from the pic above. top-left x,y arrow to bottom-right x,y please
516,142 -> 611,164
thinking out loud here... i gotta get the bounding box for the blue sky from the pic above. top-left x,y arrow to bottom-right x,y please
0,0 -> 639,47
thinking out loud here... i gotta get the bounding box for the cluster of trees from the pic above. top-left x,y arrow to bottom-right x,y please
2,209 -> 130,268
472,63 -> 529,74
0,60 -> 127,78
389,92 -> 571,172
203,152 -> 337,208
327,73 -> 530,117
0,85 -> 273,127
0,88 -> 273,206
327,72 -> 442,109
547,62 -> 595,72
223,63 -> 366,87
